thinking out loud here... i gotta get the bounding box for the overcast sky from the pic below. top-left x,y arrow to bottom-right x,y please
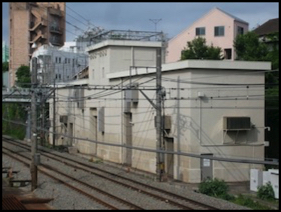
2,2 -> 279,43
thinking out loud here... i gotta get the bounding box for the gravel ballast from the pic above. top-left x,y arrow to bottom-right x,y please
3,139 -> 251,210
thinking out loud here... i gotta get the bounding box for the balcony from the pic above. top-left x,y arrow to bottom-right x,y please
49,26 -> 62,34
50,37 -> 62,46
49,8 -> 63,17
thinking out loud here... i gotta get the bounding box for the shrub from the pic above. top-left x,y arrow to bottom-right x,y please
198,177 -> 234,200
257,182 -> 275,200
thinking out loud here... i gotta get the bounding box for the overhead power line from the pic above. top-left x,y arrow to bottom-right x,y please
2,118 -> 279,166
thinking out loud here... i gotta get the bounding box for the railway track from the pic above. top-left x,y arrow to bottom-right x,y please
3,136 -> 219,210
2,146 -> 142,209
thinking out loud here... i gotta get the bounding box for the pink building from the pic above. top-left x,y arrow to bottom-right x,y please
166,7 -> 248,63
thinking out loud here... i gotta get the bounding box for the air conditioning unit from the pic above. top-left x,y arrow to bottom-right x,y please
223,117 -> 251,131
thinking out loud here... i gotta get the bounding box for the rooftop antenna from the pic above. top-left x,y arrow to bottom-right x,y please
149,19 -> 162,32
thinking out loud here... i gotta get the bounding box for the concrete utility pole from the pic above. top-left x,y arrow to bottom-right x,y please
25,108 -> 31,142
53,79 -> 56,148
156,47 -> 165,181
30,57 -> 38,191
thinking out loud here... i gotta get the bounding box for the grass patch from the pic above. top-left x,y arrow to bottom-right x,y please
88,157 -> 103,164
230,194 -> 275,210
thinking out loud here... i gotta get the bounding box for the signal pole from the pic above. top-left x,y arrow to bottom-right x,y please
30,57 -> 38,191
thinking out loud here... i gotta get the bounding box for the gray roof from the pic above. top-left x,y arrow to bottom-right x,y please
215,7 -> 248,25
253,18 -> 279,36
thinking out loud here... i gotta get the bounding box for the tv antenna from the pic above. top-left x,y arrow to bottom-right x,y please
149,19 -> 162,32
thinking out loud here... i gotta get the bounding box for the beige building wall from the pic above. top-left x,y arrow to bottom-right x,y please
9,3 -> 30,87
50,40 -> 270,183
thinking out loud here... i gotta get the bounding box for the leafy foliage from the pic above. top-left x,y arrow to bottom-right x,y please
265,33 -> 279,70
257,182 -> 275,201
2,103 -> 26,140
2,61 -> 9,72
15,65 -> 31,88
199,178 -> 275,210
198,178 -> 234,200
234,31 -> 269,61
181,37 -> 222,60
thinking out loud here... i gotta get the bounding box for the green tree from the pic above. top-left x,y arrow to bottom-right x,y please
15,65 -> 31,88
264,32 -> 279,70
2,103 -> 27,140
181,37 -> 222,60
2,62 -> 9,87
234,31 -> 269,61
2,61 -> 9,72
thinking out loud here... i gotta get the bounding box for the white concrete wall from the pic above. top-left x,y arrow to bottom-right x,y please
50,40 -> 269,183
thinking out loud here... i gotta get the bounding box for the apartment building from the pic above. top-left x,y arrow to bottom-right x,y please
9,2 -> 65,87
166,7 -> 249,63
31,42 -> 88,84
50,39 -> 270,183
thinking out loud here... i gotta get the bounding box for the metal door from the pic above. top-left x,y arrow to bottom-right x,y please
90,108 -> 98,155
165,137 -> 174,178
200,153 -> 213,181
69,123 -> 73,146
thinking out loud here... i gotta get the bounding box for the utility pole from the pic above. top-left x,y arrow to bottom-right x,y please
156,47 -> 165,181
53,79 -> 56,148
30,57 -> 38,191
177,76 -> 181,180
25,108 -> 31,142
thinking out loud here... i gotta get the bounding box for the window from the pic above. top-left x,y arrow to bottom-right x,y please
214,26 -> 224,36
237,26 -> 244,35
196,27 -> 205,36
